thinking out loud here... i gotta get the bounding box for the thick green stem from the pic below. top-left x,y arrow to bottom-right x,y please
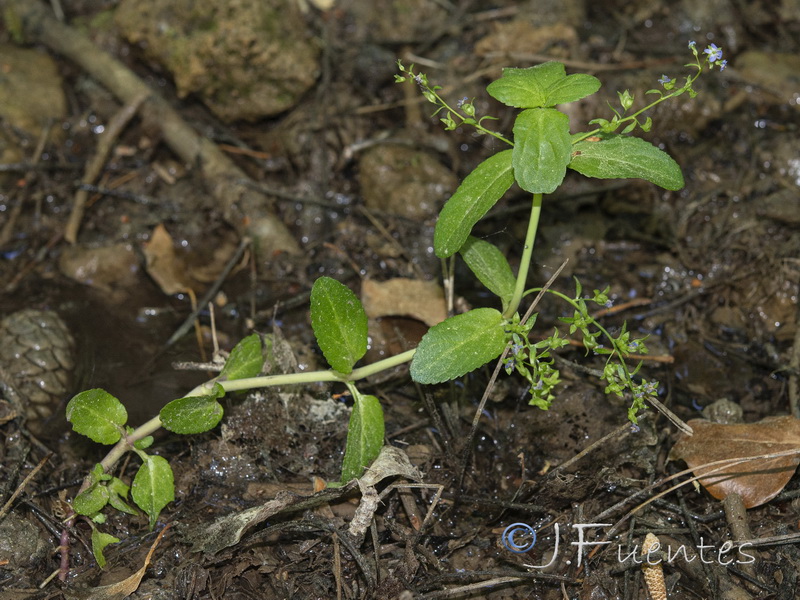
504,193 -> 543,319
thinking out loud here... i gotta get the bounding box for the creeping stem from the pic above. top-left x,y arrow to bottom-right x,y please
504,193 -> 543,319
92,348 -> 418,480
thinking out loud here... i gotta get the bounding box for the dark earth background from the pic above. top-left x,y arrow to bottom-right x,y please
1,0 -> 800,598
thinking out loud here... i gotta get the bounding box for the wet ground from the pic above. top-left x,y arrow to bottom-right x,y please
1,0 -> 800,598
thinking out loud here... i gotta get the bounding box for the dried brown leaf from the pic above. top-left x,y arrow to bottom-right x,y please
66,525 -> 169,600
361,278 -> 446,327
143,224 -> 193,295
669,416 -> 800,508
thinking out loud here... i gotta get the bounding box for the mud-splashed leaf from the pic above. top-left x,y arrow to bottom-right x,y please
69,526 -> 169,599
669,416 -> 800,508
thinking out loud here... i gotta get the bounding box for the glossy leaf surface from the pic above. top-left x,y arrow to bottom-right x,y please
512,108 -> 572,194
160,385 -> 225,435
220,333 -> 263,380
131,455 -> 175,529
569,135 -> 684,190
66,389 -> 128,445
434,150 -> 514,257
410,308 -> 508,384
310,277 -> 368,374
340,390 -> 384,483
459,236 -> 516,309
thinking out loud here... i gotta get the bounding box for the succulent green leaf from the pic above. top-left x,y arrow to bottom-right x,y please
512,108 -> 572,194
159,391 -> 224,435
486,62 -> 566,108
131,455 -> 174,530
544,73 -> 601,106
410,308 -> 508,384
569,135 -> 685,190
91,529 -> 120,568
434,150 -> 514,258
340,390 -> 384,483
459,236 -> 516,309
73,483 -> 110,515
66,389 -> 127,445
310,277 -> 369,374
220,333 -> 264,380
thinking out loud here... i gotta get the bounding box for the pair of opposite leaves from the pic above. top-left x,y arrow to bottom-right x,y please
670,415 -> 800,508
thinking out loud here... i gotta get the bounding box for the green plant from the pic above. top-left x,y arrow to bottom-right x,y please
65,40 -> 725,564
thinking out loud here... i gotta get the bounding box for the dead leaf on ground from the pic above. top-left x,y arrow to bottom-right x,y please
361,278 -> 446,327
669,416 -> 800,508
58,243 -> 140,302
143,224 -> 193,295
188,482 -> 359,555
65,525 -> 169,600
143,224 -> 241,296
475,20 -> 578,57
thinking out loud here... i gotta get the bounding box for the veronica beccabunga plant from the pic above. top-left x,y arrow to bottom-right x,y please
64,40 -> 725,564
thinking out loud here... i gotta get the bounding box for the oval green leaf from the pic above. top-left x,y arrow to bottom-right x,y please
569,135 -> 684,190
73,483 -> 110,516
545,73 -> 601,106
66,389 -> 128,445
131,455 -> 174,530
512,108 -> 572,194
340,390 -> 384,483
220,333 -> 263,380
410,308 -> 508,384
160,394 -> 224,434
459,236 -> 516,309
486,62 -> 566,108
310,277 -> 368,374
434,150 -> 514,258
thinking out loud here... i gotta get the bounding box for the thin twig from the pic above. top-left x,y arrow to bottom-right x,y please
0,453 -> 51,520
547,416 -> 647,476
165,237 -> 250,349
65,90 -> 149,243
0,122 -> 53,247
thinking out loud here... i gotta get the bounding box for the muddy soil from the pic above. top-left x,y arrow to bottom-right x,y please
1,1 -> 800,599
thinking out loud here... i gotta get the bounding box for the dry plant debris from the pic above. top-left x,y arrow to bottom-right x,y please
669,416 -> 800,508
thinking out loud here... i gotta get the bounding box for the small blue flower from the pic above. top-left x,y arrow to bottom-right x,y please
457,96 -> 468,108
658,74 -> 672,86
688,40 -> 696,48
704,43 -> 723,63
718,59 -> 728,71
